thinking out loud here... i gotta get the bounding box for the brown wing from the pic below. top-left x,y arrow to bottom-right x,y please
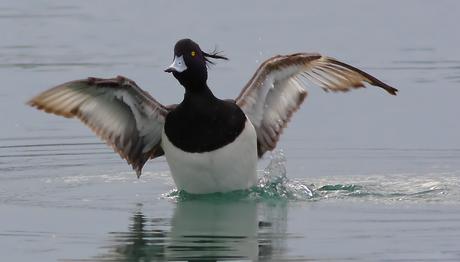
28,76 -> 170,177
236,53 -> 397,157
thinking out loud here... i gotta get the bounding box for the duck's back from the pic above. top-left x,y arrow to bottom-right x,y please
161,98 -> 258,193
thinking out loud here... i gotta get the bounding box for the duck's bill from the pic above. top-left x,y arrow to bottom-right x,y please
165,55 -> 187,73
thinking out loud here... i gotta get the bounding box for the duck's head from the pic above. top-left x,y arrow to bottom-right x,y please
165,39 -> 227,91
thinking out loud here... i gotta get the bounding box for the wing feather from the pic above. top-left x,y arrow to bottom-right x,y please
28,76 -> 170,176
236,53 -> 397,157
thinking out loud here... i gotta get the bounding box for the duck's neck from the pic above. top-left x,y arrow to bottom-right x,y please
183,82 -> 217,104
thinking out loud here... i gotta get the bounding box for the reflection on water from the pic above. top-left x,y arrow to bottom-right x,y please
93,201 -> 287,261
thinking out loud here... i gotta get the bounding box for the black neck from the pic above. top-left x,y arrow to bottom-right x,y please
183,83 -> 217,103
174,67 -> 209,93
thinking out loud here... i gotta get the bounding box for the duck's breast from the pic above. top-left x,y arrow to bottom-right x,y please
161,118 -> 258,194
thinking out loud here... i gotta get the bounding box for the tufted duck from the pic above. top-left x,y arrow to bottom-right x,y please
28,38 -> 397,194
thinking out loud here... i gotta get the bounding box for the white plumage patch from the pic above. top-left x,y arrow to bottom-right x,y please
161,118 -> 258,194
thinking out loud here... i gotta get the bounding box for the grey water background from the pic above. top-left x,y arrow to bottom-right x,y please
1,0 -> 460,261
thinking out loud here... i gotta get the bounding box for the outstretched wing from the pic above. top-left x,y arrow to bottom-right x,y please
28,76 -> 171,176
236,53 -> 397,157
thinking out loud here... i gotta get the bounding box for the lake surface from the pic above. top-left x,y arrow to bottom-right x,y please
1,0 -> 460,261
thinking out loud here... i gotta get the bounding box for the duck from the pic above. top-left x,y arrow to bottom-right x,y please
28,38 -> 397,194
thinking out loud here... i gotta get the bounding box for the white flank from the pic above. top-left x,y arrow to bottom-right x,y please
161,118 -> 258,194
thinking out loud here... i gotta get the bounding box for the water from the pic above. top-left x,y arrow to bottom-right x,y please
1,0 -> 460,261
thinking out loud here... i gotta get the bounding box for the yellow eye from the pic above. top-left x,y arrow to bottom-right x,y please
191,51 -> 196,57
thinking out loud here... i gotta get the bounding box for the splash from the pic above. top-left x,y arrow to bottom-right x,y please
164,150 -> 314,202
250,150 -> 313,200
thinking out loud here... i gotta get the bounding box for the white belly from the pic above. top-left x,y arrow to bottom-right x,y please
161,119 -> 258,194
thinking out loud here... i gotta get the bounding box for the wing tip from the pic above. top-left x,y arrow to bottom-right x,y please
26,98 -> 36,107
135,168 -> 142,178
26,97 -> 75,118
372,81 -> 398,96
387,86 -> 399,96
324,56 -> 398,96
27,92 -> 45,108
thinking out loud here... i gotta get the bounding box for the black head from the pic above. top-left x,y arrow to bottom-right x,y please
165,39 -> 228,91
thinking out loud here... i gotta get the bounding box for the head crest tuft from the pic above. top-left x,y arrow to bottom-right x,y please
202,47 -> 228,66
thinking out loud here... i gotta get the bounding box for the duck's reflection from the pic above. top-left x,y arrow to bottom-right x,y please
169,200 -> 258,260
97,200 -> 288,261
